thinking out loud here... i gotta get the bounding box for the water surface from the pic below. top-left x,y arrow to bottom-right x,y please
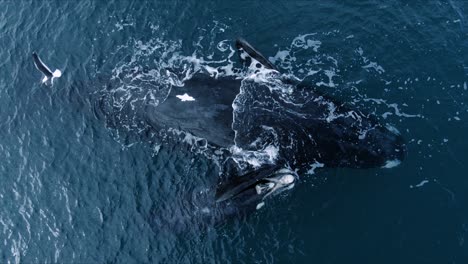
0,0 -> 467,263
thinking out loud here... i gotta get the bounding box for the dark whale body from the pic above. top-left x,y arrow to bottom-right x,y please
145,75 -> 240,148
95,39 -> 406,227
144,39 -> 406,171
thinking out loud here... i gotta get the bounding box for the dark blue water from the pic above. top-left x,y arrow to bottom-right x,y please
1,0 -> 467,263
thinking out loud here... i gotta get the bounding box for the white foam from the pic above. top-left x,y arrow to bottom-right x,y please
256,202 -> 265,210
291,33 -> 321,51
280,174 -> 295,184
270,50 -> 290,65
385,124 -> 400,135
230,145 -> 279,168
364,98 -> 421,118
167,128 -> 208,152
176,93 -> 195,101
315,69 -> 337,87
362,62 -> 385,74
264,145 -> 279,161
306,161 -> 325,175
410,180 -> 429,189
381,159 -> 401,169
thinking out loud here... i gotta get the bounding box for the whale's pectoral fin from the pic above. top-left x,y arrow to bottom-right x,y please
235,38 -> 278,71
215,163 -> 297,204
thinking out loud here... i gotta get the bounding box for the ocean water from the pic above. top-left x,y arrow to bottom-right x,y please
0,0 -> 467,263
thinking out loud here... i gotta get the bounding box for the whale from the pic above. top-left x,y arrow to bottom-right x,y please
143,39 -> 405,168
93,38 -> 406,226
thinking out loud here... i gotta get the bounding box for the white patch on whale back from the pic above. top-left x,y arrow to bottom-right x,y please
381,159 -> 401,169
176,93 -> 195,102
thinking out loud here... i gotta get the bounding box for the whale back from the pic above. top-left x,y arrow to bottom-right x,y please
145,75 -> 241,148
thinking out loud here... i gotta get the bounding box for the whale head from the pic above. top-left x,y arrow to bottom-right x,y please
353,125 -> 407,169
311,120 -> 407,169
